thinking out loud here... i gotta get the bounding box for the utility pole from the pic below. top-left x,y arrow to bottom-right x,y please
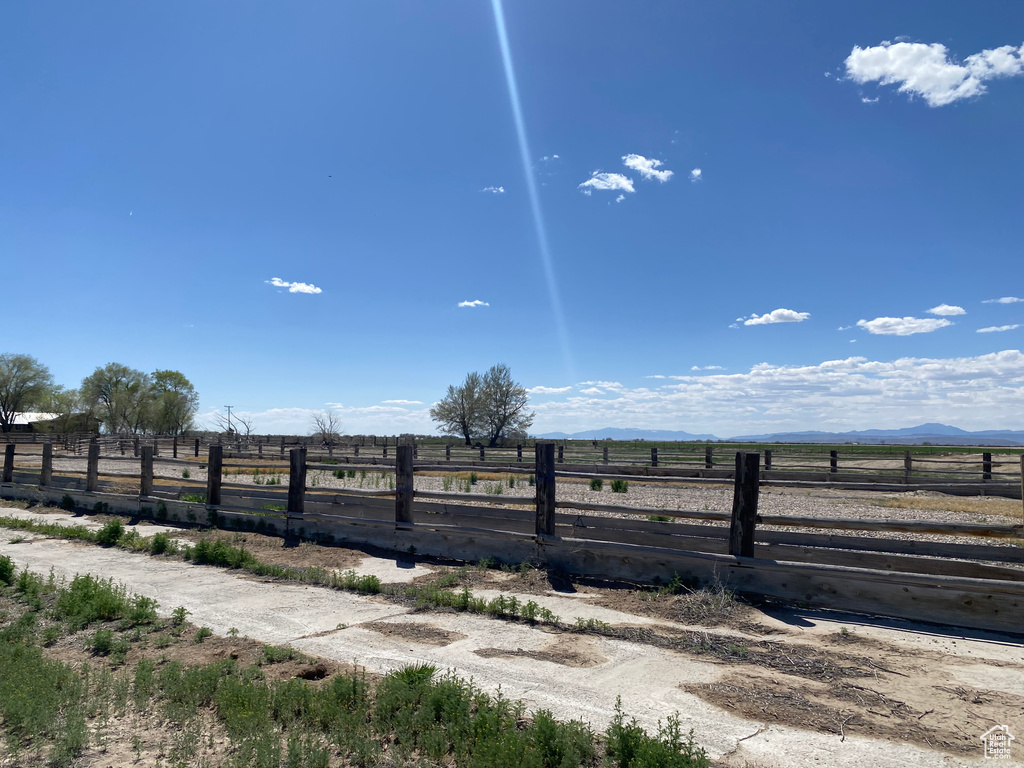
224,405 -> 233,433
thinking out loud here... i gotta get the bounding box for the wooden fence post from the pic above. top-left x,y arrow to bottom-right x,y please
445,444 -> 451,461
354,444 -> 360,458
729,451 -> 759,558
1020,455 -> 1023,523
288,447 -> 306,516
651,447 -> 658,468
830,450 -> 838,474
904,450 -> 912,483
603,446 -> 609,464
535,442 -> 556,537
383,445 -> 388,459
705,446 -> 713,469
982,452 -> 992,481
141,446 -> 154,497
517,444 -> 522,462
153,438 -> 160,457
258,441 -> 263,457
764,449 -> 772,471
194,438 -> 200,458
557,445 -> 564,464
280,436 -> 285,456
1,444 -> 13,483
395,444 -> 414,526
119,440 -> 125,456
87,441 -> 100,492
479,446 -> 485,461
206,445 -> 222,507
40,442 -> 53,486
172,436 -> 178,459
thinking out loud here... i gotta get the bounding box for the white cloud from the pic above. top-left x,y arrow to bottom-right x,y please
690,365 -> 724,371
526,385 -> 572,395
578,380 -> 624,391
615,194 -> 625,203
861,96 -> 879,103
742,308 -> 811,326
481,186 -> 505,194
527,350 -> 1024,436
856,316 -> 952,335
983,296 -> 1024,304
579,387 -> 604,395
977,324 -> 1021,333
927,304 -> 966,316
457,299 -> 490,308
578,172 -> 634,196
381,399 -> 423,405
621,154 -> 674,182
689,168 -> 702,182
266,277 -> 322,294
837,325 -> 853,331
539,154 -> 560,162
845,40 -> 1024,107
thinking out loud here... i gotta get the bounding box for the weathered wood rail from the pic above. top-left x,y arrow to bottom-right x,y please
2,441 -> 1022,634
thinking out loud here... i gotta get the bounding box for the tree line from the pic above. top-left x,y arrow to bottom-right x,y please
0,353 -> 199,436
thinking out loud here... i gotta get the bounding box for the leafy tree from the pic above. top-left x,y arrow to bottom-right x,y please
430,365 -> 533,447
481,364 -> 534,447
46,386 -> 88,441
0,353 -> 54,433
150,370 -> 199,435
81,363 -> 152,434
429,371 -> 484,445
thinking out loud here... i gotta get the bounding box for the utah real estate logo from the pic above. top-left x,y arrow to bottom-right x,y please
980,725 -> 1015,760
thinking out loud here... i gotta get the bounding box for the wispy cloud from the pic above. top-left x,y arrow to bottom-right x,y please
579,380 -> 624,391
927,304 -> 966,316
861,96 -> 879,104
857,316 -> 951,335
578,172 -> 634,196
457,300 -> 490,308
615,194 -> 625,203
579,387 -> 604,395
539,154 -> 560,162
481,186 -> 505,194
266,277 -> 322,294
381,399 -> 423,405
689,168 -> 702,182
977,324 -> 1020,333
837,325 -> 853,331
741,309 -> 810,326
622,154 -> 673,182
526,385 -> 572,395
983,296 -> 1023,304
690,365 -> 724,371
845,40 -> 1024,106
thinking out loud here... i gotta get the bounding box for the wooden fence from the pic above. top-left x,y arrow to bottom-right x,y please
4,433 -> 1023,497
2,440 -> 1022,635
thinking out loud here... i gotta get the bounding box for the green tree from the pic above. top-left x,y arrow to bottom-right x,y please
150,370 -> 199,435
81,363 -> 152,434
46,386 -> 88,440
429,371 -> 484,445
481,363 -> 534,447
0,353 -> 54,433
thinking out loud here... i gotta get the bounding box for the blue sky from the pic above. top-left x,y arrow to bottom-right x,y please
3,1 -> 1023,437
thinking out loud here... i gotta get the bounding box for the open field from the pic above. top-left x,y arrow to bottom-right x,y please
1,503 -> 1022,767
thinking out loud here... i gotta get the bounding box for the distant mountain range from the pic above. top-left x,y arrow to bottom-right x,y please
535,423 -> 1024,446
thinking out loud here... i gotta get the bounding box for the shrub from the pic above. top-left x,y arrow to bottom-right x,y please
182,468 -> 191,479
469,472 -> 478,486
194,627 -> 213,644
0,555 -> 15,586
611,479 -> 629,494
89,629 -> 116,655
150,532 -> 171,555
59,494 -> 76,512
606,698 -> 709,768
95,519 -> 124,546
590,478 -> 604,491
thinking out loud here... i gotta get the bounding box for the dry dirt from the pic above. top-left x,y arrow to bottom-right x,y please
1,504 -> 1023,767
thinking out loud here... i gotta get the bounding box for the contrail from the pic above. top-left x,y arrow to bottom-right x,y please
490,0 -> 574,378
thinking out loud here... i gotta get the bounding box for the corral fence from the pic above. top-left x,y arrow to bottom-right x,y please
2,440 -> 1022,635
4,432 -> 1023,498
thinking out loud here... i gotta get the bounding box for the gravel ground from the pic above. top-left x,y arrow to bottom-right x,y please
22,456 -> 1024,551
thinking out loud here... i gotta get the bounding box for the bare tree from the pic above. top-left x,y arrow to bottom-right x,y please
310,410 -> 342,448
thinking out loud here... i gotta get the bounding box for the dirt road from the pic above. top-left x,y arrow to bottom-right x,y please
1,506 -> 1021,767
